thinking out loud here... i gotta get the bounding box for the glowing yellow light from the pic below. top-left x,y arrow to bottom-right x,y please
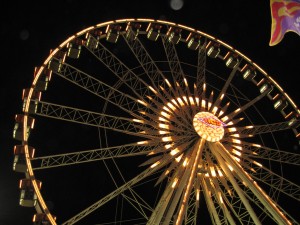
183,157 -> 189,167
184,78 -> 188,87
221,116 -> 229,122
212,106 -> 218,115
210,166 -> 216,177
159,117 -> 167,122
234,156 -> 240,162
252,143 -> 261,148
201,99 -> 206,108
232,149 -> 242,156
218,110 -> 224,116
148,86 -> 157,94
228,164 -> 233,171
232,138 -> 241,144
170,148 -> 180,156
217,169 -> 223,177
189,97 -> 195,105
208,101 -> 212,110
195,97 -> 200,106
175,154 -> 183,162
253,161 -> 263,167
177,97 -> 185,106
137,141 -> 149,145
151,161 -> 160,168
165,79 -> 171,87
167,102 -> 176,110
172,178 -> 178,188
171,99 -> 179,107
233,145 -> 242,150
146,95 -> 153,100
161,111 -> 171,119
133,119 -> 144,123
196,189 -> 200,201
228,127 -> 237,132
182,96 -> 188,104
159,123 -> 169,129
234,108 -> 241,113
165,144 -> 173,149
163,106 -> 171,112
137,99 -> 148,106
219,192 -> 224,204
159,130 -> 169,134
162,136 -> 173,142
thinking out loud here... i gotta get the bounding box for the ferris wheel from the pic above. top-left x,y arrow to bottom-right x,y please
13,18 -> 300,225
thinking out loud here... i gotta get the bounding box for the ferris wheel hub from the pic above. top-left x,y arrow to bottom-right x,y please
193,111 -> 225,142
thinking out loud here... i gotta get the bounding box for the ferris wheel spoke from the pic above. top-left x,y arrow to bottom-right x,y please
210,62 -> 240,110
35,101 -> 157,140
147,139 -> 204,225
51,61 -> 147,114
161,34 -> 186,87
228,120 -> 300,137
210,142 -> 292,225
209,142 -> 267,224
170,139 -> 205,225
206,177 -> 237,225
226,178 -> 274,225
140,108 -> 194,135
236,141 -> 300,165
203,150 -> 237,224
61,160 -> 167,225
244,159 -> 300,201
183,188 -> 198,225
85,39 -> 154,101
273,203 -> 300,225
120,193 -> 150,220
196,44 -> 207,94
201,177 -> 223,225
204,150 -> 257,224
31,143 -> 158,170
223,90 -> 269,122
121,31 -> 183,103
102,161 -> 151,221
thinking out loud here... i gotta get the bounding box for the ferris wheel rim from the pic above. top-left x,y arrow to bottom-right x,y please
18,18 -> 300,225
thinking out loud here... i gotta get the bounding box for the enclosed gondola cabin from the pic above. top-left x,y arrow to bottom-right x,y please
19,179 -> 42,207
13,145 -> 35,173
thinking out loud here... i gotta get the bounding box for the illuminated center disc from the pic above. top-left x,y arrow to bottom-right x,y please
193,112 -> 225,142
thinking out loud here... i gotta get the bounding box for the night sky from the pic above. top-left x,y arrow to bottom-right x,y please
1,0 -> 300,224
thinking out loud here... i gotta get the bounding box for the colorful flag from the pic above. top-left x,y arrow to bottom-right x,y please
269,0 -> 300,46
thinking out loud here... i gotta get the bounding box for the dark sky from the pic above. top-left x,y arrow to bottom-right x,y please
1,0 -> 300,225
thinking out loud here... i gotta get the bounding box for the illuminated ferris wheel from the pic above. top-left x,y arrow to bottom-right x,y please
13,18 -> 300,225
